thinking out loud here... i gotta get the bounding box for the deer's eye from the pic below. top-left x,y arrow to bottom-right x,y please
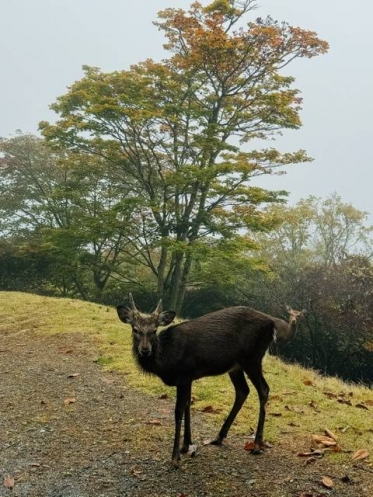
132,327 -> 139,334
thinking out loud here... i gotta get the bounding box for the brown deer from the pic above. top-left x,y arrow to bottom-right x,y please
265,306 -> 306,355
116,295 -> 300,468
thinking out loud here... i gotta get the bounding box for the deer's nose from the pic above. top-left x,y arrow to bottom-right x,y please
139,346 -> 151,356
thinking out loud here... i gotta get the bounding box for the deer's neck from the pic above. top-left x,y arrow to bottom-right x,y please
287,321 -> 297,342
274,318 -> 295,344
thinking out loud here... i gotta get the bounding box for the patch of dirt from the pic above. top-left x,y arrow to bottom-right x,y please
0,329 -> 372,496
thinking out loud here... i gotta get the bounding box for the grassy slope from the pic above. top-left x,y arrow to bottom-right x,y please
1,291 -> 372,463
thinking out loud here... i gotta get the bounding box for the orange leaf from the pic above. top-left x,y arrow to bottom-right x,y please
63,397 -> 76,405
351,449 -> 369,461
68,373 -> 80,378
202,405 -> 221,414
322,476 -> 334,488
244,440 -> 255,451
148,419 -> 162,425
3,476 -> 15,489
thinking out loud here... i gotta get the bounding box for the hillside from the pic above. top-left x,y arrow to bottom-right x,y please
0,291 -> 372,496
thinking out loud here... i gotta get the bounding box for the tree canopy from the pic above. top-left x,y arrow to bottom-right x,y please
39,0 -> 328,311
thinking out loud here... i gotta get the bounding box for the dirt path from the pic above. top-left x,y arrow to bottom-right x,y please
0,329 -> 372,496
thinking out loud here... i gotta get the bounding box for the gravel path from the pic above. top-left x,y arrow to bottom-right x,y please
1,329 -> 372,496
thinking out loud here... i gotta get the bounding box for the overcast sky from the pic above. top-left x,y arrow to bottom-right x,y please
1,0 -> 372,217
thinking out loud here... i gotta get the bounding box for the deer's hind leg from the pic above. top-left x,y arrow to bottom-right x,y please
244,361 -> 269,454
211,369 -> 249,446
181,388 -> 192,453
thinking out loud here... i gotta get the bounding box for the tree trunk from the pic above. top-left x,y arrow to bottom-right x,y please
167,251 -> 184,311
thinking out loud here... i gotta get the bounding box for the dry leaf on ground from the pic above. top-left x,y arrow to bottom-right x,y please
324,428 -> 338,441
3,475 -> 15,489
351,449 -> 369,461
201,405 -> 221,414
322,475 -> 334,488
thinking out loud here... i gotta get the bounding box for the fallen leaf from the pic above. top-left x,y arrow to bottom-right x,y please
302,379 -> 314,386
68,373 -> 80,378
351,449 -> 369,461
202,405 -> 221,414
269,412 -> 282,417
312,435 -> 337,446
59,348 -> 74,354
324,428 -> 338,441
3,475 -> 15,489
337,398 -> 352,406
63,397 -> 76,405
364,399 -> 373,406
147,419 -> 162,426
298,451 -> 317,457
355,403 -> 369,410
322,476 -> 334,488
159,393 -> 168,399
298,493 -> 313,497
244,440 -> 255,451
130,467 -> 143,477
298,450 -> 324,458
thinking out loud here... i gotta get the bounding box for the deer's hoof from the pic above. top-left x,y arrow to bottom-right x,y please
251,447 -> 261,455
171,458 -> 180,469
210,438 -> 223,446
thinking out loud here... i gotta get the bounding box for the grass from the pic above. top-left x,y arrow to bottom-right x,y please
1,291 -> 372,464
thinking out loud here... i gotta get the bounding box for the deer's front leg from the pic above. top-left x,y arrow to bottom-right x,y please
172,383 -> 191,468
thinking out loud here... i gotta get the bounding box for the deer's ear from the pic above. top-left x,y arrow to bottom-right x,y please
117,306 -> 134,324
285,305 -> 292,313
158,311 -> 176,326
301,309 -> 307,315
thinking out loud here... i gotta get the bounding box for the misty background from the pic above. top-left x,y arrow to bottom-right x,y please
1,0 -> 372,213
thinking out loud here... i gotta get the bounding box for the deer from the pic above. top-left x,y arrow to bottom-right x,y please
265,306 -> 307,355
116,295 -> 303,468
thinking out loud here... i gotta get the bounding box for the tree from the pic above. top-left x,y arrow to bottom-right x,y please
248,195 -> 373,382
0,133 -> 138,299
40,0 -> 328,312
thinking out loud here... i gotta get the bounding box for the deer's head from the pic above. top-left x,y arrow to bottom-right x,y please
117,294 -> 176,356
285,305 -> 307,326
